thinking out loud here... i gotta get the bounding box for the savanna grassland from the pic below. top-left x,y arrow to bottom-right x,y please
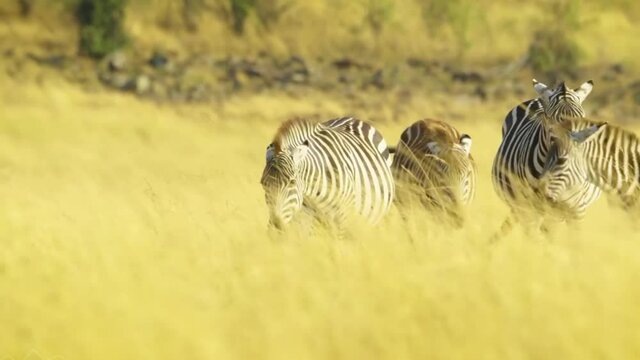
2,73 -> 640,360
1,0 -> 640,359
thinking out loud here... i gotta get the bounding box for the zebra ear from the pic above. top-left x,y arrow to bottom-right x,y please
460,134 -> 472,155
266,144 -> 275,163
426,141 -> 442,155
574,80 -> 594,104
533,79 -> 553,102
570,123 -> 606,144
292,142 -> 310,164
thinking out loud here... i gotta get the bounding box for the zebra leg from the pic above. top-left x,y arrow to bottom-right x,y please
395,204 -> 418,244
330,210 -> 350,240
391,186 -> 419,244
442,205 -> 464,229
305,202 -> 348,239
538,220 -> 556,238
489,213 -> 516,243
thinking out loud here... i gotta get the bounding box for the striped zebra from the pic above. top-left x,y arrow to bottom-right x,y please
391,119 -> 476,226
543,118 -> 640,211
491,79 -> 597,233
260,116 -> 394,229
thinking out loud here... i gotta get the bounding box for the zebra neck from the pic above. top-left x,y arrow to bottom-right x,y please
276,121 -> 319,152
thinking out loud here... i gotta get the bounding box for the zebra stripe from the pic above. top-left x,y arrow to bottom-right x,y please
261,117 -> 394,229
543,119 -> 640,210
391,119 -> 476,224
492,79 -> 596,219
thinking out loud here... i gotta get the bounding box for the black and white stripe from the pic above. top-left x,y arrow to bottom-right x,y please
391,119 -> 476,225
260,117 -> 394,229
543,119 -> 640,212
492,79 -> 596,220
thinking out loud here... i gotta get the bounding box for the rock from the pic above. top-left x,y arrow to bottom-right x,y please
338,74 -> 351,84
334,58 -> 359,69
603,63 -> 625,81
148,51 -> 169,69
100,72 -> 131,90
27,53 -> 67,69
135,75 -> 151,94
227,59 -> 256,90
151,81 -> 167,98
187,83 -> 211,102
630,81 -> 640,105
107,51 -> 127,72
369,69 -> 385,89
276,56 -> 310,85
289,72 -> 307,84
244,65 -> 263,78
406,58 -> 428,68
611,63 -> 624,75
451,71 -> 483,83
474,86 -> 487,101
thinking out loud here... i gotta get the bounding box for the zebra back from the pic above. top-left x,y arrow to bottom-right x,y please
262,117 -> 395,227
323,116 -> 392,167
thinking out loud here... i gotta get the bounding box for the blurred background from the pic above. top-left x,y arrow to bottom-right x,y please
1,1 -> 640,360
1,0 -> 639,116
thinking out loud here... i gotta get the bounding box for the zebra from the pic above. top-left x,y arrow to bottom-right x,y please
542,117 -> 640,212
491,79 -> 596,235
260,116 -> 395,230
390,119 -> 476,226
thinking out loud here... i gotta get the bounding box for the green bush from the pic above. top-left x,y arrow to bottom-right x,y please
213,0 -> 291,35
420,0 -> 484,57
230,0 -> 255,34
528,0 -> 583,80
76,0 -> 128,58
528,29 -> 582,79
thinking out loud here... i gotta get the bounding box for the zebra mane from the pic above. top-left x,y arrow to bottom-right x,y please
404,119 -> 465,149
272,117 -> 319,153
425,119 -> 462,142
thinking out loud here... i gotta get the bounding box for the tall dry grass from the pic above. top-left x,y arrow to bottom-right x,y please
1,74 -> 639,359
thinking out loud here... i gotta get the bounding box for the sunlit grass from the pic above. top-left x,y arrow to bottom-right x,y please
1,77 -> 639,360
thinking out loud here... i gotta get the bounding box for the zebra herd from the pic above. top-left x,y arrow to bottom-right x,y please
260,79 -> 640,234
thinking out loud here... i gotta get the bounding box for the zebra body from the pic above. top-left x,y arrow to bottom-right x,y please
260,117 -> 394,229
492,80 -> 598,220
391,119 -> 476,225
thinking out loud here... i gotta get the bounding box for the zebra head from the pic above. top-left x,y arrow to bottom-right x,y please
260,141 -> 309,229
533,79 -> 594,120
426,134 -> 476,204
541,120 -> 607,202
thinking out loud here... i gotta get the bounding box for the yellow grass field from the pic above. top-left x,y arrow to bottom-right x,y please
1,74 -> 640,359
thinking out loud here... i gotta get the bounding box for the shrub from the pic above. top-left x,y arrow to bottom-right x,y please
364,0 -> 394,33
420,0 -> 484,57
527,0 -> 583,81
528,29 -> 582,80
76,0 -> 128,58
255,0 -> 292,30
230,0 -> 255,34
18,0 -> 33,16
